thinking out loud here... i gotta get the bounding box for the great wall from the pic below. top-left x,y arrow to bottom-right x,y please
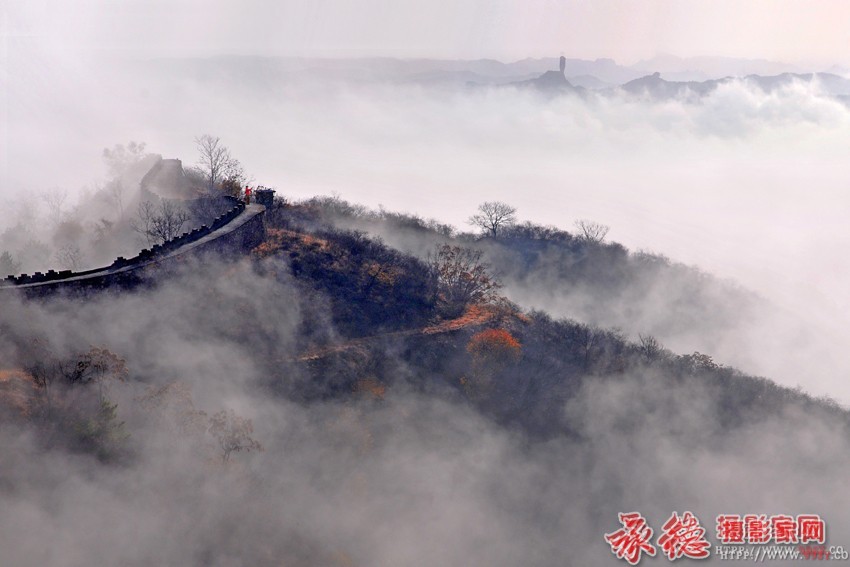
0,193 -> 272,297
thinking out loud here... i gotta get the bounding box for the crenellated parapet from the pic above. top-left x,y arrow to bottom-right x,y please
0,199 -> 266,296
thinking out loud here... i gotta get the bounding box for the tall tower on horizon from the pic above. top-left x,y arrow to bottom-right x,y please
559,55 -> 566,75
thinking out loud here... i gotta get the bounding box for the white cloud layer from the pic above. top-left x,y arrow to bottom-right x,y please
4,54 -> 850,403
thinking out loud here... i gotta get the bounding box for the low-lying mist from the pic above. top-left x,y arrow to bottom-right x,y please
2,258 -> 849,566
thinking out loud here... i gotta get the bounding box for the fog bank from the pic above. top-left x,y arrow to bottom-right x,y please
5,55 -> 850,402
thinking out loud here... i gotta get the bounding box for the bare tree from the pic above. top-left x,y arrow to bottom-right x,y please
638,334 -> 666,361
429,244 -> 501,317
41,189 -> 68,226
219,160 -> 247,198
133,200 -> 190,246
62,346 -> 128,402
24,341 -> 127,419
55,245 -> 84,271
574,324 -> 601,371
195,134 -> 243,194
469,201 -> 517,237
208,409 -> 263,463
574,219 -> 610,243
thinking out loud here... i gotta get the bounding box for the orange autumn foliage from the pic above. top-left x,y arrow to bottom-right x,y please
466,328 -> 522,364
252,228 -> 331,259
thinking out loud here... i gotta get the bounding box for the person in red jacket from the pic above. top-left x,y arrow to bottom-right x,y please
245,186 -> 252,204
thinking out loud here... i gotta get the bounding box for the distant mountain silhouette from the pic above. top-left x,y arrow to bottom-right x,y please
567,74 -> 616,90
513,70 -> 584,93
630,54 -> 803,80
509,59 -> 586,94
125,55 -> 850,101
619,72 -> 722,99
614,71 -> 850,101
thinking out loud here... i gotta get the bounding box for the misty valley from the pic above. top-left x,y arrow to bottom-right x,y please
4,49 -> 850,567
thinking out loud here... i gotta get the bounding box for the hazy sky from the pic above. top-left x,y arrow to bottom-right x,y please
5,0 -> 850,65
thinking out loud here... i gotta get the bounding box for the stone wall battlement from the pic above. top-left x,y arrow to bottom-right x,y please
1,200 -> 265,296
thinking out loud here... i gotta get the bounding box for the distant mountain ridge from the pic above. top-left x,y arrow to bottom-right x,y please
125,54 -> 850,101
629,54 -> 805,81
616,71 -> 850,100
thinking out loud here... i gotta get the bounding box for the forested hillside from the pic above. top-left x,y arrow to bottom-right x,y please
1,195 -> 847,566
